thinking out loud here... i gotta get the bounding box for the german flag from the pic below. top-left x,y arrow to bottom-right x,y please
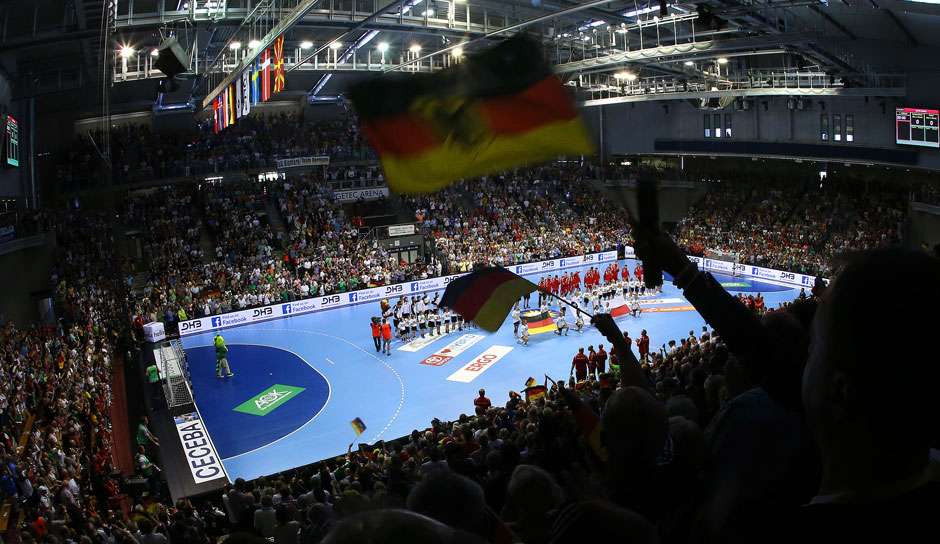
440,267 -> 538,332
525,384 -> 547,403
350,417 -> 367,436
524,311 -> 557,335
348,35 -> 594,194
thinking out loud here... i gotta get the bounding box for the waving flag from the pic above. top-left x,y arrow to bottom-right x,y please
440,267 -> 538,332
349,35 -> 594,194
350,417 -> 367,436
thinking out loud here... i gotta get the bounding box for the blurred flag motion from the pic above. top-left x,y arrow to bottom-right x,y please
349,35 -> 594,194
440,267 -> 539,332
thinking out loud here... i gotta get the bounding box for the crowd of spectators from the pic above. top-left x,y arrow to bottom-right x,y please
54,114 -> 374,189
676,177 -> 909,275
402,165 -> 631,272
2,212 -> 132,544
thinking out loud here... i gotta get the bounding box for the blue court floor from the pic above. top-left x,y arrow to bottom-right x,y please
180,259 -> 802,481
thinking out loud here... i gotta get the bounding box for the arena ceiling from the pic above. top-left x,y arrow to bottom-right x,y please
1,1 -> 938,108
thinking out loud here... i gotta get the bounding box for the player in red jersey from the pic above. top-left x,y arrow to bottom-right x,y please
571,348 -> 589,382
572,270 -> 581,290
638,329 -> 650,364
634,264 -> 644,285
595,343 -> 608,375
622,266 -> 630,281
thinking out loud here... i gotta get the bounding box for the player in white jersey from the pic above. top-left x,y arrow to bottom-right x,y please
511,305 -> 521,337
519,319 -> 529,346
555,307 -> 569,336
575,310 -> 585,332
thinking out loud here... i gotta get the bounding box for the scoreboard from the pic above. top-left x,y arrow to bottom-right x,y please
3,115 -> 18,167
896,107 -> 939,148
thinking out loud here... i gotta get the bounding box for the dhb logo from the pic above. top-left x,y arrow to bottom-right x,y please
281,303 -> 292,315
410,282 -> 419,292
385,284 -> 403,294
779,272 -> 795,281
349,292 -> 359,302
211,317 -> 223,327
180,321 -> 201,332
252,307 -> 273,318
541,261 -> 555,270
321,295 -> 341,305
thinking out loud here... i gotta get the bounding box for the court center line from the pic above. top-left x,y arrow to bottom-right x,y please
325,357 -> 335,365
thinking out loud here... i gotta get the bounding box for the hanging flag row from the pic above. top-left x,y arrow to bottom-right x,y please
213,35 -> 287,133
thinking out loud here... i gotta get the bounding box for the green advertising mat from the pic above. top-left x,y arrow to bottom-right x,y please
234,384 -> 306,416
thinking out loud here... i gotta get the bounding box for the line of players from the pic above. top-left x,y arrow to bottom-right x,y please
537,262 -> 645,300
377,261 -> 656,347
381,292 -> 472,342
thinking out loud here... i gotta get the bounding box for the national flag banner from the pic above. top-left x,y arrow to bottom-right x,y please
610,303 -> 631,318
273,34 -> 286,94
213,97 -> 221,133
524,384 -> 547,403
251,59 -> 261,104
235,77 -> 243,119
349,35 -> 594,194
440,267 -> 539,332
229,83 -> 237,125
521,309 -> 556,335
525,377 -> 537,388
221,89 -> 228,127
242,69 -> 251,116
350,417 -> 367,436
262,48 -> 272,101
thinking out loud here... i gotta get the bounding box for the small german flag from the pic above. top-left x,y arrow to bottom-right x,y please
525,384 -> 548,403
350,417 -> 367,436
348,35 -> 594,194
440,267 -> 538,332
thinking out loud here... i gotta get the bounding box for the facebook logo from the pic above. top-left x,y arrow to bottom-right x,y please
752,267 -> 759,275
515,265 -> 524,274
802,276 -> 812,285
281,303 -> 292,315
211,317 -> 222,327
410,282 -> 419,292
348,292 -> 358,302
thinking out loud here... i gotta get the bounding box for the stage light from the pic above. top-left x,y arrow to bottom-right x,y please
625,72 -> 637,81
377,42 -> 389,53
248,40 -> 261,49
409,44 -> 422,53
329,42 -> 342,50
422,9 -> 434,17
717,57 -> 728,64
684,60 -> 694,66
300,41 -> 313,49
120,46 -> 135,59
151,49 -> 160,57
229,41 -> 241,50
452,46 -> 464,58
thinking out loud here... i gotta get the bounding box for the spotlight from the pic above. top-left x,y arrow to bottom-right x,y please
409,44 -> 422,53
120,45 -> 135,59
300,41 -> 313,49
229,41 -> 241,50
329,42 -> 342,50
377,42 -> 389,53
452,46 -> 464,58
248,40 -> 261,49
717,57 -> 728,64
684,60 -> 694,67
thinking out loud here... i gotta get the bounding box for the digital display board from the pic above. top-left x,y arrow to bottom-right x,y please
896,107 -> 939,148
4,115 -> 18,167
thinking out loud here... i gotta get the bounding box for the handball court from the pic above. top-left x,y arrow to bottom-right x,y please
179,259 -> 801,482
